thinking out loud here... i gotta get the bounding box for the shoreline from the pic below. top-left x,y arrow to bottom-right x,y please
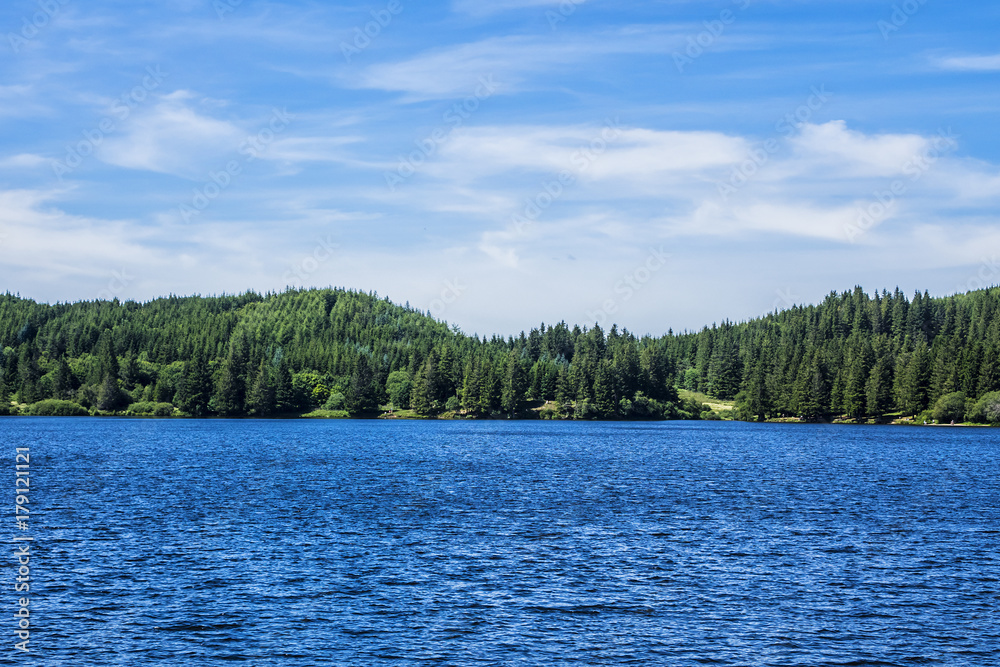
1,413 -> 995,427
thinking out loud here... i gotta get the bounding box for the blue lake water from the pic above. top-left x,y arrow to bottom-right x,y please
4,418 -> 1000,665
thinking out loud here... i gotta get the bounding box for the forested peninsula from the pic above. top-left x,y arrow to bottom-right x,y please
1,286 -> 999,425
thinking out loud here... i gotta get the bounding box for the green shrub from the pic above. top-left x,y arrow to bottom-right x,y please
125,401 -> 176,417
30,399 -> 89,416
574,399 -> 600,420
700,410 -> 722,421
932,392 -> 966,423
967,391 -> 1000,424
323,392 -> 346,410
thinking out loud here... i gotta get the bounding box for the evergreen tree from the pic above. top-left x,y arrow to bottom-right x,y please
740,357 -> 772,421
460,361 -> 480,412
210,357 -> 245,416
410,362 -> 433,415
866,354 -> 894,417
274,358 -> 295,413
795,353 -> 829,420
593,361 -> 616,416
708,336 -> 742,399
248,358 -> 277,416
347,354 -> 377,413
843,342 -> 874,418
895,343 -> 930,416
501,351 -> 527,414
176,351 -> 212,416
96,373 -> 127,411
17,342 -> 40,404
52,356 -> 74,400
480,359 -> 501,412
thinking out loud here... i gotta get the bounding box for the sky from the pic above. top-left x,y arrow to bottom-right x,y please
0,0 -> 998,337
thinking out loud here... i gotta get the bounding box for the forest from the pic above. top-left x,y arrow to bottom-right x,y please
1,285 -> 999,424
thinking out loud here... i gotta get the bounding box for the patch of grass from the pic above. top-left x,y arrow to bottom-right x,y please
378,409 -> 430,419
301,409 -> 351,419
678,389 -> 735,412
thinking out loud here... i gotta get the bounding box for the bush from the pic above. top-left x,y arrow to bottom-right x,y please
700,410 -> 722,421
30,399 -> 89,416
574,399 -> 599,420
539,407 -> 559,420
324,392 -> 346,410
663,401 -> 694,420
125,401 -> 176,417
932,392 -> 966,423
445,395 -> 461,412
967,391 -> 1000,424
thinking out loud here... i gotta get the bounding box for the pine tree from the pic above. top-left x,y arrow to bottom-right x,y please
410,362 -> 433,415
248,358 -> 277,416
593,361 -> 616,416
274,358 -> 295,413
96,373 -> 127,411
741,357 -> 772,421
176,350 -> 212,416
347,354 -> 377,413
210,357 -> 244,416
17,343 -> 40,404
501,351 -> 527,414
52,357 -> 74,400
480,359 -> 501,412
554,366 -> 571,406
866,354 -> 894,417
708,336 -> 742,399
460,361 -> 481,412
795,353 -> 829,420
895,343 -> 930,416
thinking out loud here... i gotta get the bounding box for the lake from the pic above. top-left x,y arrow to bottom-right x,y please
7,419 -> 1000,665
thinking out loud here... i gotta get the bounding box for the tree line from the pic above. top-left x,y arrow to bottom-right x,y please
1,285 -> 998,423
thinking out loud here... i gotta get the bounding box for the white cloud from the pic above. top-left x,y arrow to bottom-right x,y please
361,120 -> 1000,276
936,54 -> 1000,71
98,91 -> 244,178
352,31 -> 676,99
436,124 -> 747,181
0,154 -> 47,169
452,0 -> 581,16
789,121 -> 933,178
264,136 -> 365,164
0,189 -> 158,291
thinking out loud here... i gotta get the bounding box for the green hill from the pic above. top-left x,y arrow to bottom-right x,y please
1,285 -> 998,424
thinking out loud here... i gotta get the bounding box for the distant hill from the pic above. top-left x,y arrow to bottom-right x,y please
1,285 -> 998,424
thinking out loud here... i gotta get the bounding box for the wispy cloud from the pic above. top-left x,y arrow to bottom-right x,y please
97,91 -> 245,178
351,30 -> 678,99
0,154 -> 47,169
936,53 -> 1000,71
451,0 -> 582,17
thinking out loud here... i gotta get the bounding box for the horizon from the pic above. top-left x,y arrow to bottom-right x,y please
1,1 -> 999,335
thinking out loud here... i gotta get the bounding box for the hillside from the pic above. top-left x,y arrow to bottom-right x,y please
1,286 -> 999,423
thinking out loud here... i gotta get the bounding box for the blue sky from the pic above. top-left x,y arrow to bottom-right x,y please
1,0 -> 998,336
